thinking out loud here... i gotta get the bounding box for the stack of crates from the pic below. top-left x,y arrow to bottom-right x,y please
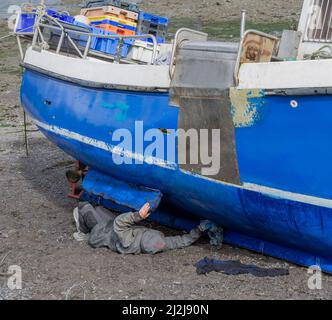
137,12 -> 168,44
81,3 -> 139,37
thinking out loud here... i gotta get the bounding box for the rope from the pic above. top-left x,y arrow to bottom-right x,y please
0,33 -> 13,41
0,2 -> 46,42
303,45 -> 332,60
0,25 -> 38,42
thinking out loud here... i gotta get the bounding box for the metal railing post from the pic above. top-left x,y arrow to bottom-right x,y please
35,17 -> 163,64
83,35 -> 92,59
240,10 -> 247,39
115,37 -> 124,63
16,35 -> 24,60
56,31 -> 65,54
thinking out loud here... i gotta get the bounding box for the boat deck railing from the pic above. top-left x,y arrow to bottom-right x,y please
303,0 -> 332,43
15,11 -> 211,80
24,13 -> 159,65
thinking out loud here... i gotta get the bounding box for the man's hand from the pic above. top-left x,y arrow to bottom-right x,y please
139,203 -> 151,220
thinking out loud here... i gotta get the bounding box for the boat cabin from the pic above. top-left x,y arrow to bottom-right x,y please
298,0 -> 332,58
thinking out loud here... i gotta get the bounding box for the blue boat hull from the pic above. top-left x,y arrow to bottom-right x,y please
21,69 -> 332,272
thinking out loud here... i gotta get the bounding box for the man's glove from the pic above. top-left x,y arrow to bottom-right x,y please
199,220 -> 215,233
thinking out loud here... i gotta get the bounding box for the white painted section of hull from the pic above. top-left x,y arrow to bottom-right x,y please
32,118 -> 177,170
23,47 -> 171,89
238,59 -> 332,89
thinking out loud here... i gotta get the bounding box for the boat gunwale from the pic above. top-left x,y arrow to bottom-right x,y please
21,62 -> 170,93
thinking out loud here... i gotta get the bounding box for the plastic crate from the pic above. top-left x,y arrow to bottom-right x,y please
138,25 -> 166,38
90,28 -> 134,57
137,12 -> 168,43
139,12 -> 168,26
47,19 -> 91,50
137,28 -> 167,43
88,15 -> 137,28
89,19 -> 137,32
45,9 -> 76,24
140,19 -> 168,32
91,19 -> 137,31
104,6 -> 138,21
96,24 -> 136,36
137,35 -> 166,44
109,0 -> 140,13
81,7 -> 105,17
74,21 -> 93,47
83,0 -> 139,13
15,13 -> 36,34
59,15 -> 76,24
92,20 -> 137,32
127,39 -> 160,63
81,6 -> 138,21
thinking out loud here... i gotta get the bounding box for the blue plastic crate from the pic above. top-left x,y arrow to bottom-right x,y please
15,13 -> 36,34
139,12 -> 168,26
59,15 -> 75,24
137,34 -> 165,44
72,21 -> 93,47
45,9 -> 58,17
147,37 -> 165,44
90,19 -> 137,32
90,28 -> 134,57
44,9 -> 75,24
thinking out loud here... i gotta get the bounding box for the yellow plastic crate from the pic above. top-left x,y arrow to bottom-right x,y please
88,15 -> 137,28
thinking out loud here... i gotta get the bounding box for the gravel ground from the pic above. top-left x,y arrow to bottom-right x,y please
138,0 -> 303,22
1,1 -> 332,300
1,127 -> 332,300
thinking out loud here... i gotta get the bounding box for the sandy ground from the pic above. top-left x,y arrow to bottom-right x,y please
1,125 -> 332,300
1,2 -> 332,300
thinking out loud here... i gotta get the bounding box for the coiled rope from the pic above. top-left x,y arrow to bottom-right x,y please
303,45 -> 332,60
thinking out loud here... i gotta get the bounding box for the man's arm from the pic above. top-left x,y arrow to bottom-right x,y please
113,203 -> 151,234
163,228 -> 202,250
113,211 -> 143,233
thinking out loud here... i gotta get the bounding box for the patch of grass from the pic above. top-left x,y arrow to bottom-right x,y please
169,18 -> 298,40
0,123 -> 16,128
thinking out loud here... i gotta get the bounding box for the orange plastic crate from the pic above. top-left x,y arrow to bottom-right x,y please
97,24 -> 136,36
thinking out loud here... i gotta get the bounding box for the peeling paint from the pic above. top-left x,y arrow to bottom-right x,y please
229,88 -> 266,127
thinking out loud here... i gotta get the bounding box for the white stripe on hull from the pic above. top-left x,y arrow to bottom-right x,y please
33,119 -> 177,169
33,118 -> 332,209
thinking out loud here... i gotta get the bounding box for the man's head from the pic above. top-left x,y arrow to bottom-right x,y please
139,203 -> 151,219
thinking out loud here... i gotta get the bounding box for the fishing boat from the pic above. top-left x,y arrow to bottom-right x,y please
13,0 -> 332,272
